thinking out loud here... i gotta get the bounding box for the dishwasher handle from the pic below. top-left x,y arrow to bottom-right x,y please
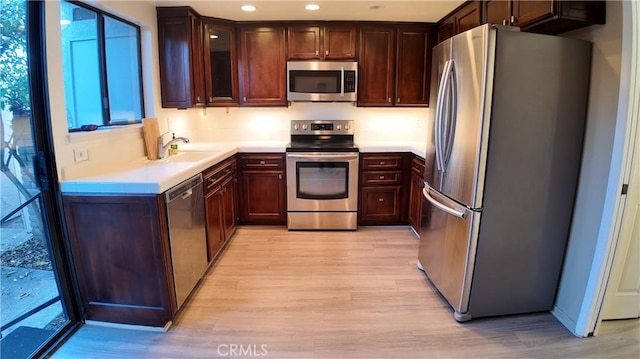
166,174 -> 203,203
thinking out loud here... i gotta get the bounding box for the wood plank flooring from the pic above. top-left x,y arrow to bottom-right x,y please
52,226 -> 640,358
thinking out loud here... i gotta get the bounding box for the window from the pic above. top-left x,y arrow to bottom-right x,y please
60,1 -> 144,131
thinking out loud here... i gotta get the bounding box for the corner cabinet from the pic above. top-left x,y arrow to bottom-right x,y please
287,24 -> 357,60
202,19 -> 240,106
237,153 -> 287,224
157,7 -> 205,108
238,26 -> 287,106
63,194 -> 176,327
358,24 -> 431,107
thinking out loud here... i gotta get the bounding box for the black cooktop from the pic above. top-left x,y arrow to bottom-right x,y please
287,137 -> 358,153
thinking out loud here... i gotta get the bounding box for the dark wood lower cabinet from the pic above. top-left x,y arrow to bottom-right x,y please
358,153 -> 409,226
204,157 -> 238,262
238,153 -> 286,225
408,155 -> 426,234
62,195 -> 176,327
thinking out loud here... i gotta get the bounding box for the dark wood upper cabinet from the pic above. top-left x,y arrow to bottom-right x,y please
202,19 -> 239,106
323,24 -> 357,59
359,24 -> 431,107
287,24 -> 356,60
238,25 -> 287,106
437,1 -> 481,43
395,26 -> 431,106
484,0 -> 511,26
357,25 -> 396,107
157,7 -> 205,108
479,0 -> 605,35
288,25 -> 322,59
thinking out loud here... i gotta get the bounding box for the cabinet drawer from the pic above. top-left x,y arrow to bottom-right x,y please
204,158 -> 236,193
362,170 -> 402,185
238,154 -> 285,169
359,186 -> 402,223
361,155 -> 403,170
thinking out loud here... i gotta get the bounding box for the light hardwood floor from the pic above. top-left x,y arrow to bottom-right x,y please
52,226 -> 639,358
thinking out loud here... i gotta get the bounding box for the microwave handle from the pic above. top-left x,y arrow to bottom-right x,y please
341,66 -> 344,97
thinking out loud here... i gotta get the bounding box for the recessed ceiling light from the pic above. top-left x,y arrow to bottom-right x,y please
305,4 -> 320,11
60,19 -> 71,25
210,34 -> 219,39
241,5 -> 256,12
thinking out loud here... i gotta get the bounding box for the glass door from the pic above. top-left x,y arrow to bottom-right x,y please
1,1 -> 80,358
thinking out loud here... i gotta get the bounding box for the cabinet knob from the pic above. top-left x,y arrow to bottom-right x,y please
243,97 -> 247,102
511,15 -> 515,24
379,175 -> 385,180
397,98 -> 400,103
388,97 -> 391,103
209,96 -> 214,102
260,160 -> 265,165
378,198 -> 384,202
380,161 -> 385,165
196,96 -> 201,102
279,174 -> 282,180
325,50 -> 329,56
502,19 -> 508,26
315,50 -> 319,55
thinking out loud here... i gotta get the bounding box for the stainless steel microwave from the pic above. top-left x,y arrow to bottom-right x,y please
287,61 -> 357,102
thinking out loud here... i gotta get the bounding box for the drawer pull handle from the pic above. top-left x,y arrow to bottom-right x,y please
260,160 -> 265,165
380,161 -> 385,165
378,198 -> 384,202
379,176 -> 385,180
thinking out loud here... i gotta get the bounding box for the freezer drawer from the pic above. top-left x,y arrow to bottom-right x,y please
418,184 -> 479,316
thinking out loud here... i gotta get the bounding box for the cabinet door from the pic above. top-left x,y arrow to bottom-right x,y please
239,26 -> 287,106
512,0 -> 555,27
395,26 -> 431,106
324,25 -> 357,59
484,0 -> 511,26
437,14 -> 456,43
238,170 -> 286,224
288,25 -> 321,60
359,186 -> 402,224
190,14 -> 205,106
221,176 -> 238,241
205,187 -> 223,263
203,20 -> 239,106
357,26 -> 396,107
157,15 -> 196,108
456,1 -> 482,34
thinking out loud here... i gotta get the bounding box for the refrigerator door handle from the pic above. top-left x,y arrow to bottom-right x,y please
444,60 -> 458,167
435,60 -> 451,171
423,185 -> 466,219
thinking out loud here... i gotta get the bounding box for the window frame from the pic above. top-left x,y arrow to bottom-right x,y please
64,0 -> 145,132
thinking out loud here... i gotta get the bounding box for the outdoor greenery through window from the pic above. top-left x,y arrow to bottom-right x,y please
60,1 -> 144,131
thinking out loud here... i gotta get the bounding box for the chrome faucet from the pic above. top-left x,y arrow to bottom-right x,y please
158,132 -> 190,159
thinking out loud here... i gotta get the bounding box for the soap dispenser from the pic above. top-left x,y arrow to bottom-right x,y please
170,133 -> 179,155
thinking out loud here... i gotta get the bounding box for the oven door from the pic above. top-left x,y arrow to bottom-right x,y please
286,152 -> 359,211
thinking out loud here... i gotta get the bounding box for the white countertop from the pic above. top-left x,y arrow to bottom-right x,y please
60,141 -> 425,195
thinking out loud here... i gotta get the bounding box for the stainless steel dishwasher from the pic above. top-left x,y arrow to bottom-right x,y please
165,173 -> 208,309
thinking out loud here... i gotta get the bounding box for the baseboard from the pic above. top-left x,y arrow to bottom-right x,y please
85,320 -> 172,332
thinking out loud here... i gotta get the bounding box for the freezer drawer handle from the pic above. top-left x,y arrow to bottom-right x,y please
423,187 -> 465,219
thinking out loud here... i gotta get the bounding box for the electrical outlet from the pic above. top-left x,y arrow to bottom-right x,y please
73,148 -> 89,163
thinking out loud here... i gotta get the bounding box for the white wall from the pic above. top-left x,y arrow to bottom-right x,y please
46,1 -> 429,181
45,0 -> 160,180
552,0 -> 624,335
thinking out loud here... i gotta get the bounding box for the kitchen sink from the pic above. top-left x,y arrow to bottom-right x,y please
159,151 -> 219,163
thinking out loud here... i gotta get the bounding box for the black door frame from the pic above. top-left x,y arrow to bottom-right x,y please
25,1 -> 83,357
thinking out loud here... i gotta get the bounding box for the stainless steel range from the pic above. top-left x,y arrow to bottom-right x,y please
286,120 -> 359,230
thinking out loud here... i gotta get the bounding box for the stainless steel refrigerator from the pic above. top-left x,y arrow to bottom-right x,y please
418,24 -> 591,322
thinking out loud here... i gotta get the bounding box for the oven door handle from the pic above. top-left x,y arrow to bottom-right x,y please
287,153 -> 359,160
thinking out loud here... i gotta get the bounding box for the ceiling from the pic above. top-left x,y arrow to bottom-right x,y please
154,0 -> 464,23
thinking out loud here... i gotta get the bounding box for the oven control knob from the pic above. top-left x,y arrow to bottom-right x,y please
302,124 -> 308,130
294,124 -> 299,130
337,124 -> 342,130
344,124 -> 349,130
